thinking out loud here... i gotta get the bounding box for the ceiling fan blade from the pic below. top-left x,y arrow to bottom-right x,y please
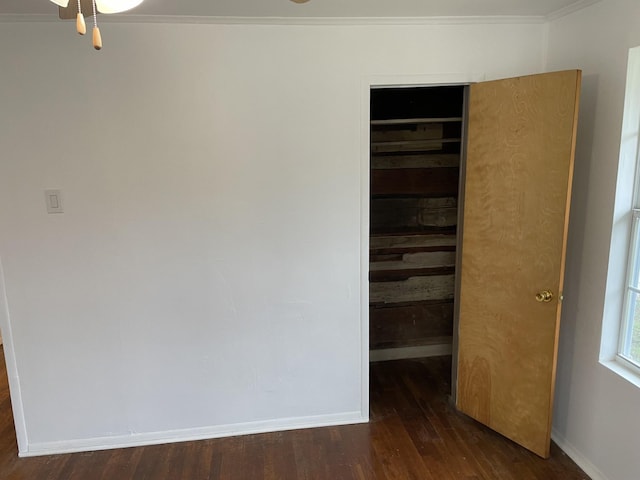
58,0 -> 96,20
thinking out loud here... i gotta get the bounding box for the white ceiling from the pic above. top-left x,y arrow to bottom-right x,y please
0,0 -> 596,18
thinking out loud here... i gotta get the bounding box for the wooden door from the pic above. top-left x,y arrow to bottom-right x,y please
456,70 -> 581,458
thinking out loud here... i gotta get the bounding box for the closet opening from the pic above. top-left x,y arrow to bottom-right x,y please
368,84 -> 467,398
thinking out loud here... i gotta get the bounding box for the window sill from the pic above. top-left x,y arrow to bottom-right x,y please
600,358 -> 640,389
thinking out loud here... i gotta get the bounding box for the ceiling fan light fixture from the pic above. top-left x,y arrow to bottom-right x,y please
50,0 -> 143,51
95,0 -> 144,14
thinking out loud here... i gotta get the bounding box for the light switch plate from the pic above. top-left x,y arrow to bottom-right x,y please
45,190 -> 63,214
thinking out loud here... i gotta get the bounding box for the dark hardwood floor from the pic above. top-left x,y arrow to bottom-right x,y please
0,346 -> 589,479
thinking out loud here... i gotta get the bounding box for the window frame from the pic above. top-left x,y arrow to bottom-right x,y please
618,208 -> 640,372
601,45 -> 640,387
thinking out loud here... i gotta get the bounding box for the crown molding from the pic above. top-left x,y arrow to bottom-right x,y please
115,14 -> 549,25
0,14 -> 548,26
0,1 -> 604,27
546,0 -> 602,21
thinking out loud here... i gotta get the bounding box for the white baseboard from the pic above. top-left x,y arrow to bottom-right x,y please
21,411 -> 367,457
551,430 -> 609,480
369,342 -> 452,362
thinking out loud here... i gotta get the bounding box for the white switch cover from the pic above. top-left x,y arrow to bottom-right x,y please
45,190 -> 63,214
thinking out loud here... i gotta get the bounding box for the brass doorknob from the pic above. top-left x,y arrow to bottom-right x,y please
536,290 -> 554,303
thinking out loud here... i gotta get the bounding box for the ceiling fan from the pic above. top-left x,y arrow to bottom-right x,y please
50,0 -> 310,51
49,0 -> 144,50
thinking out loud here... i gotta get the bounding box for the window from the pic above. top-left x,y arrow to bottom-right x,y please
601,45 -> 640,385
607,45 -> 640,381
621,209 -> 640,372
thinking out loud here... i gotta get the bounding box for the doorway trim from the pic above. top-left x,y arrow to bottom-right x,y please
0,257 -> 28,454
359,72 -> 483,418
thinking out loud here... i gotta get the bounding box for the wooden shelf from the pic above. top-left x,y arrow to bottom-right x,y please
369,233 -> 457,282
369,266 -> 455,283
371,333 -> 453,351
370,225 -> 457,236
371,117 -> 463,126
371,138 -> 461,148
370,274 -> 455,304
371,153 -> 459,169
370,233 -> 457,255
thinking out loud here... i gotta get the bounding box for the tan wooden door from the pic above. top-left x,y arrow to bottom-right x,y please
456,70 -> 581,458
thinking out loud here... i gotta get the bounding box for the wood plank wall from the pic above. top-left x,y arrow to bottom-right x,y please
369,92 -> 463,356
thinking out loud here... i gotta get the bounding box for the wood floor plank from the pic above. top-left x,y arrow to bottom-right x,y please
262,432 -> 297,480
0,348 -> 590,479
98,445 -> 144,480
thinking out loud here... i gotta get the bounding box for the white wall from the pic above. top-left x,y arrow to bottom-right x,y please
0,19 -> 544,454
547,1 -> 640,479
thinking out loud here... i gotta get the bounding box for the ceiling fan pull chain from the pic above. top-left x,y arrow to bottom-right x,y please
92,0 -> 102,50
76,0 -> 86,35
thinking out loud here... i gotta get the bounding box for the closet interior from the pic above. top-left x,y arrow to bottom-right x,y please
369,85 -> 465,363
